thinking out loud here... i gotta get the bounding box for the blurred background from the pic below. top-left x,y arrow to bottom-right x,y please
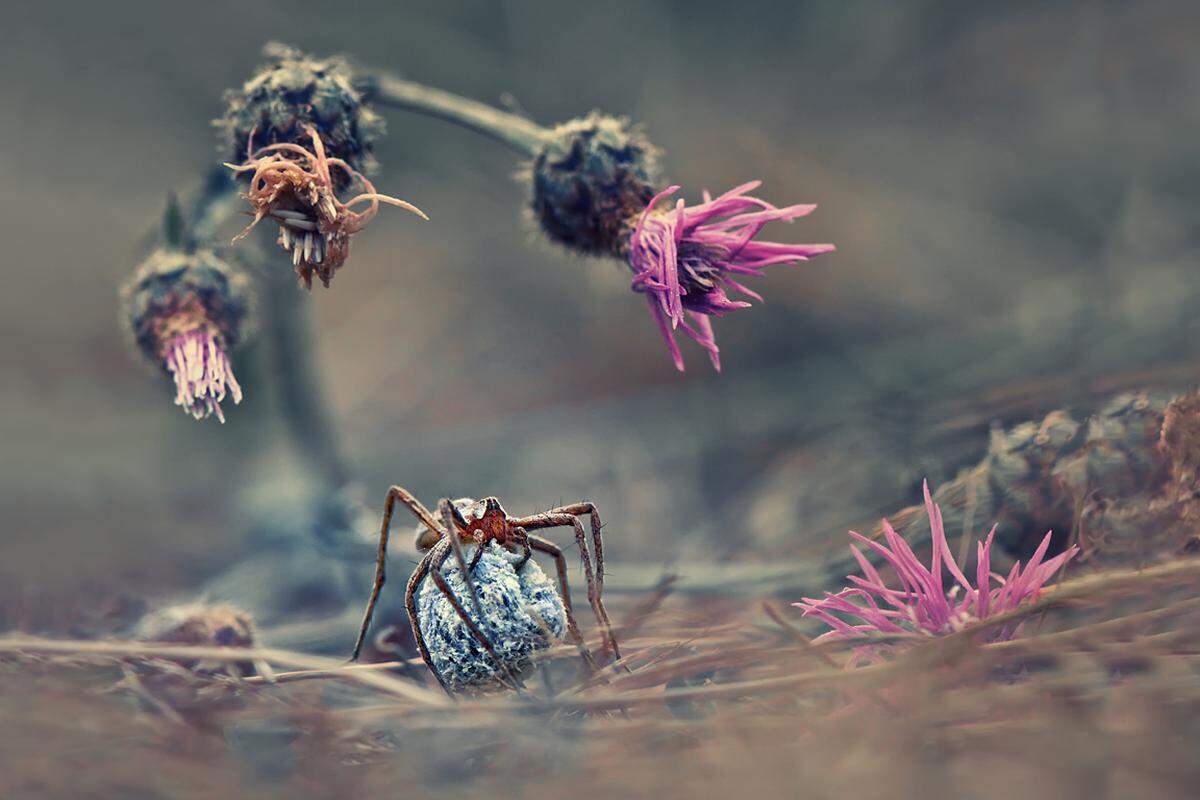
2,0 -> 1199,634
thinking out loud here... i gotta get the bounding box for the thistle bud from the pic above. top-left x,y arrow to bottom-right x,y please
531,112 -> 834,372
122,248 -> 252,422
530,112 -> 660,257
216,42 -> 383,178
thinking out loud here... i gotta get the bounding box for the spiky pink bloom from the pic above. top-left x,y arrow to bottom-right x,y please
163,329 -> 243,423
795,481 -> 1078,657
627,181 -> 834,372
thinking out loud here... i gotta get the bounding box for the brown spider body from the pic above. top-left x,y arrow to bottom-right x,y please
351,486 -> 621,693
416,497 -> 514,551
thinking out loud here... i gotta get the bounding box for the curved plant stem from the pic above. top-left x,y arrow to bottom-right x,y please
166,176 -> 352,493
260,255 -> 351,490
367,71 -> 549,157
186,167 -> 243,247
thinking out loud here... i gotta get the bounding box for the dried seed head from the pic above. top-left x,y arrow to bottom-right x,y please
417,542 -> 566,692
136,602 -> 257,648
135,602 -> 258,676
216,42 -> 384,181
1158,391 -> 1200,493
121,248 -> 252,421
530,112 -> 660,256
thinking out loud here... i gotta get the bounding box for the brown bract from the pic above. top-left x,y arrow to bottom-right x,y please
226,124 -> 427,289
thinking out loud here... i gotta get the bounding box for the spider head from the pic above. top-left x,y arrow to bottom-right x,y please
455,496 -> 511,544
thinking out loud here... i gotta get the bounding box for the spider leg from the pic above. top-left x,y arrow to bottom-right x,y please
526,533 -> 600,674
425,540 -> 523,693
351,485 -> 446,662
548,502 -> 606,595
438,499 -> 487,625
508,510 -> 621,663
404,547 -> 450,692
549,502 -> 619,659
467,531 -> 487,573
512,527 -> 532,571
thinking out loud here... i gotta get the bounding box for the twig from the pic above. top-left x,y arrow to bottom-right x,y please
0,636 -> 444,706
761,601 -> 839,671
985,595 -> 1200,655
371,660 -> 902,714
242,658 -> 423,686
114,664 -> 187,726
930,556 -> 1200,648
613,574 -> 676,642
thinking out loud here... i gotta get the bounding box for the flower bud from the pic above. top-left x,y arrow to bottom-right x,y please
216,42 -> 383,178
122,248 -> 252,422
530,112 -> 660,256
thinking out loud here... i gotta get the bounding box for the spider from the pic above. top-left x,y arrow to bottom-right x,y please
350,486 -> 621,692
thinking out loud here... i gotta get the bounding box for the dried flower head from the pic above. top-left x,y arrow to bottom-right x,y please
1158,391 -> 1200,495
134,602 -> 258,677
530,112 -> 660,255
135,602 -> 257,648
629,182 -> 835,371
796,481 -> 1078,661
216,42 -> 383,179
417,542 -> 567,692
226,124 -> 427,289
122,248 -> 251,422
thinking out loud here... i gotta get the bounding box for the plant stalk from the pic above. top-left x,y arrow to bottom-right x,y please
367,71 -> 549,157
176,174 -> 352,492
259,250 -> 352,491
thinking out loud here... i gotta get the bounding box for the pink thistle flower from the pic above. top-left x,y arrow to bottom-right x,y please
795,481 -> 1078,658
627,181 -> 834,371
162,327 -> 243,423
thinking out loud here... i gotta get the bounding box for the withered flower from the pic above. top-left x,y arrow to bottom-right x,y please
227,124 -> 427,289
135,602 -> 258,677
